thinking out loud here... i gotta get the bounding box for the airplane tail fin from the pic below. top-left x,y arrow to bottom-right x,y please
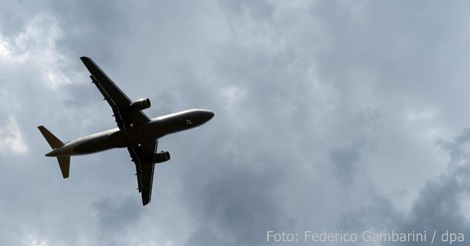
37,125 -> 70,179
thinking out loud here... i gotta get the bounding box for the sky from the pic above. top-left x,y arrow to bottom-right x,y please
1,0 -> 470,245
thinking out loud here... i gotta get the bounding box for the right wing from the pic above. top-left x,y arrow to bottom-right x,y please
81,57 -> 156,205
127,140 -> 157,206
80,56 -> 150,129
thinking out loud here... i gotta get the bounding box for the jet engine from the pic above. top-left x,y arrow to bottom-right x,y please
130,98 -> 151,111
153,151 -> 171,163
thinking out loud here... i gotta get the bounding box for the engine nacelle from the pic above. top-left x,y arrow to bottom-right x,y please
153,151 -> 170,163
130,98 -> 151,111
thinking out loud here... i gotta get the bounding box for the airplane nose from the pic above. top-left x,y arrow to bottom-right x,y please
206,111 -> 214,120
191,109 -> 214,124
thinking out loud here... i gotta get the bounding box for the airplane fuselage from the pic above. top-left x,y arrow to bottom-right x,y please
46,109 -> 214,157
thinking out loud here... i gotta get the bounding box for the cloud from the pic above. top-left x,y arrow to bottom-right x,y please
1,0 -> 470,245
182,153 -> 294,246
329,143 -> 361,186
337,128 -> 470,245
0,116 -> 28,154
93,196 -> 147,246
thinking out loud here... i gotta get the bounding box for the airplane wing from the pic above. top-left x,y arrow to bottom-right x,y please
127,140 -> 157,206
80,56 -> 150,129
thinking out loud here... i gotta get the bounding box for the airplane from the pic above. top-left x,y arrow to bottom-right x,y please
38,56 -> 214,206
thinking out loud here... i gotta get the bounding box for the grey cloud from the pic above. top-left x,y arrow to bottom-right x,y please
2,0 -> 470,245
218,0 -> 274,20
329,143 -> 361,186
329,107 -> 380,186
438,128 -> 470,164
93,196 -> 146,246
315,1 -> 470,114
337,128 -> 470,245
183,154 -> 295,246
337,193 -> 404,233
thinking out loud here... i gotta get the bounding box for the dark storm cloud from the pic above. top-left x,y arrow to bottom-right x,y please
337,193 -> 404,233
93,195 -> 147,246
337,128 -> 470,245
329,108 -> 380,186
329,144 -> 361,186
315,0 -> 470,119
2,0 -> 470,245
184,157 -> 292,246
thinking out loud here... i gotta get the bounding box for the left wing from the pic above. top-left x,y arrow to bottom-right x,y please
80,56 -> 150,129
128,140 -> 157,206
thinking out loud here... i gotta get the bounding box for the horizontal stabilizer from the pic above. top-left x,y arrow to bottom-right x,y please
57,156 -> 70,179
38,125 -> 70,179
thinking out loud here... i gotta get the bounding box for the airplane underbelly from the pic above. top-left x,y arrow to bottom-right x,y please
110,125 -> 164,146
73,135 -> 115,154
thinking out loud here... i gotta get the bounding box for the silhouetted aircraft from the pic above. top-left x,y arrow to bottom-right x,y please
38,57 -> 214,206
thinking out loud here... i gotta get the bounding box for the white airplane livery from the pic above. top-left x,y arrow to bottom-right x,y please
38,57 -> 214,206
